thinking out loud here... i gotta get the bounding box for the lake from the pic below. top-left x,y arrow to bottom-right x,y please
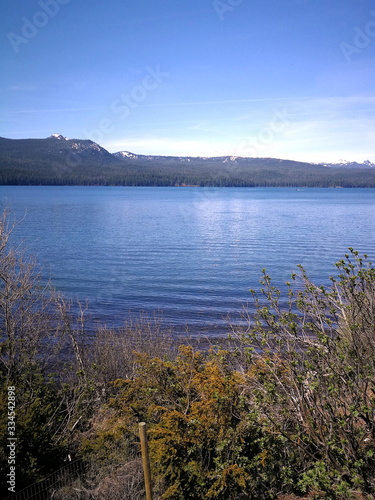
1,186 -> 375,336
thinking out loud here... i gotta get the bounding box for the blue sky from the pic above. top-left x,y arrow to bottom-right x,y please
1,0 -> 375,162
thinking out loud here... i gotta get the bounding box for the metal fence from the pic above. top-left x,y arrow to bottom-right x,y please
4,459 -> 89,500
4,432 -> 148,500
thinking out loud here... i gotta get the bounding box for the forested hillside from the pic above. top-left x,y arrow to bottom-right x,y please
1,135 -> 375,187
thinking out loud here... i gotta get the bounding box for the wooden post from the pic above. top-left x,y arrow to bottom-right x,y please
139,422 -> 153,500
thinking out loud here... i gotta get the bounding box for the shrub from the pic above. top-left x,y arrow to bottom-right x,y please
234,249 -> 375,498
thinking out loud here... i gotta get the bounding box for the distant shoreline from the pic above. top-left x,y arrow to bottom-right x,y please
1,135 -> 375,188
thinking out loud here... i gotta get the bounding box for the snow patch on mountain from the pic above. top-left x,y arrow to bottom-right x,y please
113,151 -> 138,159
50,134 -> 68,140
319,159 -> 375,168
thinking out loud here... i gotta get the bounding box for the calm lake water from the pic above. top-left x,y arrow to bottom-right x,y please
1,186 -> 375,336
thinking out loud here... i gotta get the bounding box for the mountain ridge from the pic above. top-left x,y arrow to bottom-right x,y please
0,135 -> 374,187
114,149 -> 375,169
